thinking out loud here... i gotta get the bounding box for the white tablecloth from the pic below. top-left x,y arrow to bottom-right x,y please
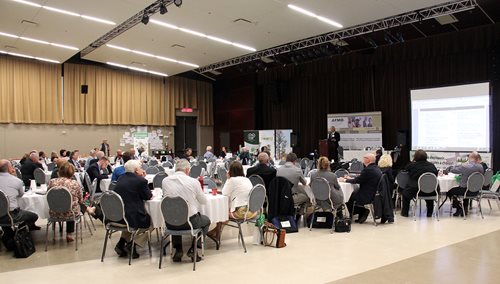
145,194 -> 229,228
438,175 -> 460,193
19,193 -> 49,219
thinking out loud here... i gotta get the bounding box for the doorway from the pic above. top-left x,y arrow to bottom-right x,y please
175,116 -> 197,156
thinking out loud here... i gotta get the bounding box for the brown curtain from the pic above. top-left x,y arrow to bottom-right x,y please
63,63 -> 165,125
0,56 -> 62,123
164,76 -> 213,126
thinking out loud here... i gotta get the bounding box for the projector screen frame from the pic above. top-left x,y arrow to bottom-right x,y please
409,81 -> 492,153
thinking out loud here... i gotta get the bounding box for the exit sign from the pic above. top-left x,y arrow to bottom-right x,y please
181,108 -> 193,113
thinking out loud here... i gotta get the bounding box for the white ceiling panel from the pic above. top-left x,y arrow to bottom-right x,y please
2,0 -> 453,74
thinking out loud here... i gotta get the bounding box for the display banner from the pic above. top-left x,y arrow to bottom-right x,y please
410,151 -> 492,170
327,111 -> 383,150
275,129 -> 293,160
243,130 -> 260,154
243,129 -> 293,160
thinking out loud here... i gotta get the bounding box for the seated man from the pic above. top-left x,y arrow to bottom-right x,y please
446,151 -> 484,216
20,152 -> 43,187
86,156 -> 110,193
246,152 -> 277,190
276,153 -> 311,212
84,149 -> 96,170
115,149 -> 124,165
344,153 -> 382,224
111,152 -> 132,182
68,150 -> 83,172
401,149 -> 439,217
113,160 -> 153,259
203,146 -> 215,160
0,159 -> 39,235
162,159 -> 210,262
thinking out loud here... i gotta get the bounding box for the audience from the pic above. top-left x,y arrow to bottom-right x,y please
446,151 -> 484,216
400,150 -> 439,217
20,152 -> 43,187
344,153 -> 382,224
68,150 -> 83,172
85,149 -> 96,170
47,162 -> 95,242
203,146 -> 215,160
0,159 -> 39,233
246,152 -> 277,190
309,156 -> 344,214
115,149 -> 124,165
111,152 -> 132,182
113,160 -> 153,259
180,148 -> 194,161
162,159 -> 210,263
238,147 -> 251,165
219,146 -> 227,159
276,153 -> 311,213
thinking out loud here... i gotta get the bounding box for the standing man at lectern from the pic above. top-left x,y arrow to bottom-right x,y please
327,126 -> 341,163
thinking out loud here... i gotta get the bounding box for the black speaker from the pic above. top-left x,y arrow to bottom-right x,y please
81,84 -> 88,94
396,130 -> 407,147
290,132 -> 298,147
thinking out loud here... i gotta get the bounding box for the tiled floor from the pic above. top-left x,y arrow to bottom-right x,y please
1,203 -> 500,283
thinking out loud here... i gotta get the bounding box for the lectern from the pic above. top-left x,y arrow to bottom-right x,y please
319,139 -> 329,157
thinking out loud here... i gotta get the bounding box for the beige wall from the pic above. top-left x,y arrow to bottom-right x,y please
0,124 -> 175,159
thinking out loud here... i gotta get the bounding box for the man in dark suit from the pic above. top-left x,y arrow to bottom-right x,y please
86,156 -> 109,193
328,126 -> 341,163
246,152 -> 277,189
100,139 -> 110,157
113,160 -> 152,259
344,153 -> 382,223
20,152 -> 43,187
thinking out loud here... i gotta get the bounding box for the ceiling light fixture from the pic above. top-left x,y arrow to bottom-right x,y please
174,0 -> 182,8
150,19 -> 256,52
12,0 -> 115,25
141,10 -> 150,25
160,3 -> 168,15
288,4 -> 343,28
0,49 -> 59,63
0,31 -> 79,50
106,44 -> 199,68
107,62 -> 168,77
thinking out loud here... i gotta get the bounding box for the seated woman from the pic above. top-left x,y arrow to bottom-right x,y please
47,162 -> 95,242
378,154 -> 395,185
309,156 -> 344,216
208,161 -> 256,238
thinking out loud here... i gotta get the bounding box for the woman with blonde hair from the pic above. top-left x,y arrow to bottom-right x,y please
309,156 -> 344,214
378,154 -> 395,185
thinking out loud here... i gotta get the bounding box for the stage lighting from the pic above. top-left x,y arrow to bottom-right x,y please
142,12 -> 149,25
174,0 -> 182,7
160,3 -> 168,15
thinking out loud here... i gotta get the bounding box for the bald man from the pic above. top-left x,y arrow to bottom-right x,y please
0,159 -> 39,232
246,152 -> 277,190
344,153 -> 382,224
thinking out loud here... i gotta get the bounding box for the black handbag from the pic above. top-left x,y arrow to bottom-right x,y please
307,212 -> 334,228
13,226 -> 35,258
334,217 -> 351,233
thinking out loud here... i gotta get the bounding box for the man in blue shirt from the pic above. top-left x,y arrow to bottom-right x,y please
111,151 -> 132,182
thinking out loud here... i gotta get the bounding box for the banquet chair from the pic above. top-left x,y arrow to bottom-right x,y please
198,161 -> 207,171
217,167 -> 227,185
34,168 -> 47,185
0,190 -> 26,232
394,171 -> 409,211
108,181 -> 117,191
155,165 -> 165,173
15,168 -> 22,180
146,167 -> 159,175
162,161 -> 174,168
226,184 -> 266,252
350,161 -> 364,173
189,165 -> 203,178
412,173 -> 439,221
335,169 -> 349,178
47,162 -> 56,171
159,196 -> 204,271
153,172 -> 168,189
249,175 -> 265,187
45,186 -> 82,251
481,171 -> 500,212
309,177 -> 339,233
141,163 -> 148,170
203,177 -> 217,190
100,191 -> 151,265
451,172 -> 484,220
148,160 -> 159,166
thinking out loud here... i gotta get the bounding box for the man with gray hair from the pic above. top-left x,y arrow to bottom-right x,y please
277,153 -> 311,210
85,149 -> 97,170
162,159 -> 210,263
0,159 -> 39,235
446,151 -> 484,216
344,153 -> 382,224
20,152 -> 43,187
203,146 -> 215,160
246,152 -> 277,189
113,160 -> 152,259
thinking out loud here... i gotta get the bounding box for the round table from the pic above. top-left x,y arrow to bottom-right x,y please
19,192 -> 49,219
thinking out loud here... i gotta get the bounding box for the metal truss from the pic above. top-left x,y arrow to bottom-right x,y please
196,0 -> 477,73
80,0 -> 175,57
